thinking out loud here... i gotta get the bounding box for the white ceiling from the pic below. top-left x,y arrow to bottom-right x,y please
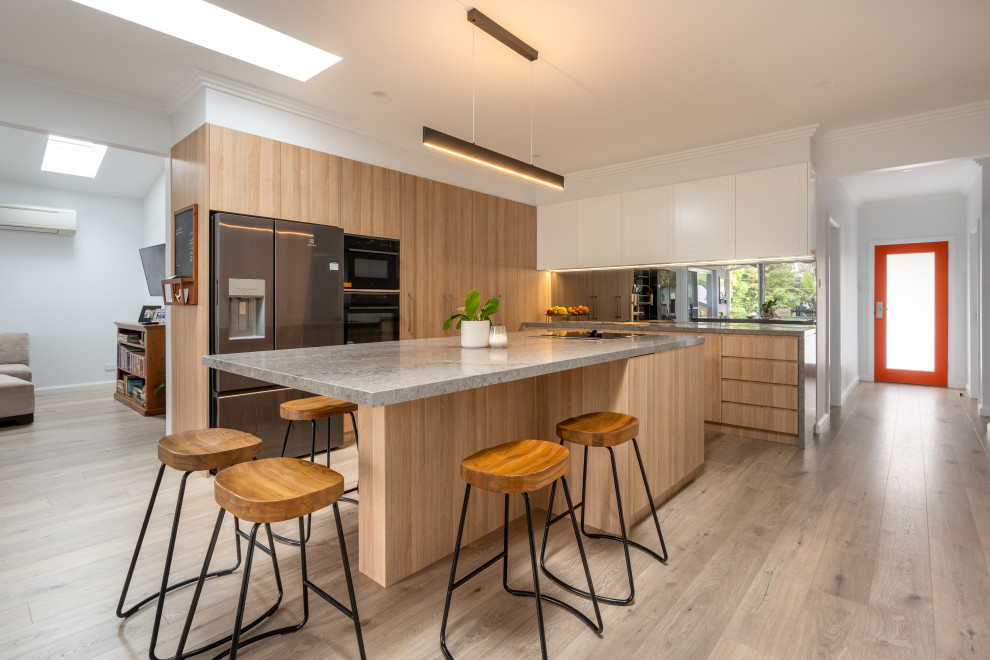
1,0 -> 989,180
0,124 -> 165,199
841,159 -> 981,207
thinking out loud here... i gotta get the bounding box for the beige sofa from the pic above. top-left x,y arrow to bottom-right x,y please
0,333 -> 34,425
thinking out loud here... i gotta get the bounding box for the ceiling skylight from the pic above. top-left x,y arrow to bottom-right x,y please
70,0 -> 341,82
41,136 -> 108,178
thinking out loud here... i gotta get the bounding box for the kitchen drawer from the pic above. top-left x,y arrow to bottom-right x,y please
721,402 -> 798,434
721,380 -> 798,410
721,335 -> 798,361
721,357 -> 798,385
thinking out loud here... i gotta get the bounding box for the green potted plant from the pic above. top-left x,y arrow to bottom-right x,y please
761,296 -> 778,319
443,289 -> 500,348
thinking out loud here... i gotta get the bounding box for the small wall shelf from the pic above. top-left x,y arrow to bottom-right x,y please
162,277 -> 196,305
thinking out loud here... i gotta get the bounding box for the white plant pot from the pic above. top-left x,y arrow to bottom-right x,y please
460,320 -> 491,348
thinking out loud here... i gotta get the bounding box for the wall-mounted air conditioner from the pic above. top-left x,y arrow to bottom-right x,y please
0,203 -> 76,236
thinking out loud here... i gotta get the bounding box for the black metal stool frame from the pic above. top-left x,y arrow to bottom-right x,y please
117,465 -> 281,660
540,438 -> 668,606
274,412 -> 359,547
440,476 -> 603,660
176,503 -> 366,660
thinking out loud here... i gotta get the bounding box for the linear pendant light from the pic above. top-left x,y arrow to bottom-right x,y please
423,8 -> 564,190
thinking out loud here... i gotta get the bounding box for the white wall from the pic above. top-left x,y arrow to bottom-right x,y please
818,178 -> 860,404
0,180 -> 148,391
857,196 -> 968,388
966,172 -> 982,400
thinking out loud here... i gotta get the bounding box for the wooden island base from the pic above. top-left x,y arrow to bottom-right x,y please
356,343 -> 704,587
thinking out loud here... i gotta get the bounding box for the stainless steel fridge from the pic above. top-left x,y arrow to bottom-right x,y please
210,212 -> 345,459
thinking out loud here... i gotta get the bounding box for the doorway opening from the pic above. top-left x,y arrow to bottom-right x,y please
874,241 -> 948,386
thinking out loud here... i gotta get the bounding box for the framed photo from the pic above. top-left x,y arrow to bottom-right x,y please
138,305 -> 161,324
153,308 -> 167,323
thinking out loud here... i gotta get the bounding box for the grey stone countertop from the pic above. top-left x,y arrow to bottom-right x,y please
202,330 -> 704,408
523,320 -> 816,336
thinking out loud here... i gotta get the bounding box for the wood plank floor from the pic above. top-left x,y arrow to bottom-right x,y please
1,382 -> 988,659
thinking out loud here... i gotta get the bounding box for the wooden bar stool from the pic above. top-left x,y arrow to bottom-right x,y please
276,396 -> 359,546
440,440 -> 602,660
117,428 -> 279,660
540,412 -> 668,606
176,457 -> 365,660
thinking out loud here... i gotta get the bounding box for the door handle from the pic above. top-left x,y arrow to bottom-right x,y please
875,301 -> 888,319
615,295 -> 621,319
407,293 -> 412,333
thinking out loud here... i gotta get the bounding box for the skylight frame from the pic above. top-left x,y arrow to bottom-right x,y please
70,0 -> 341,82
41,135 -> 108,178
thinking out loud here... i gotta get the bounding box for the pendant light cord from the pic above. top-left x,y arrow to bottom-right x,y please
472,26 -> 476,144
530,62 -> 534,164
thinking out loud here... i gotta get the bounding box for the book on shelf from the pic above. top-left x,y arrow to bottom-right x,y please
117,344 -> 147,375
116,379 -> 126,394
117,332 -> 144,346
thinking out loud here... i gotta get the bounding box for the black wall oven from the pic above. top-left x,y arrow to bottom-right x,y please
344,234 -> 399,291
344,291 -> 400,344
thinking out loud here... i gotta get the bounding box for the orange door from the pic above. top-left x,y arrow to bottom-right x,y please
874,241 -> 948,386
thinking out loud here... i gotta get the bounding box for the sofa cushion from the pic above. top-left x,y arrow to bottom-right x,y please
0,333 -> 30,366
0,373 -> 35,419
0,364 -> 31,382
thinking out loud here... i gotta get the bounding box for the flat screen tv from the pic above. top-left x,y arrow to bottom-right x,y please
139,243 -> 166,297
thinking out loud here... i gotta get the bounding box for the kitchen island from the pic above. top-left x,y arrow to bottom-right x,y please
525,320 -> 816,447
204,330 -> 705,586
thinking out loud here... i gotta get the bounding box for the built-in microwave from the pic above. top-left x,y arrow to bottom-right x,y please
343,234 -> 400,291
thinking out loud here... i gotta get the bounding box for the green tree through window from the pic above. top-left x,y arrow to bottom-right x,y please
728,262 -> 816,318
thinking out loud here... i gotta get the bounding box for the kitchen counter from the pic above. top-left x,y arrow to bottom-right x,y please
523,320 -> 816,337
204,330 -> 705,587
203,330 -> 703,407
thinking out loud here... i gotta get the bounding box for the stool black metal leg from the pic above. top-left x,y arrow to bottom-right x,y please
118,466 -> 245,621
175,514 -> 283,660
440,484 -> 472,659
332,502 -> 366,658
148,470 -> 191,659
279,419 -> 291,458
272,421 -> 314,547
228,523 -> 262,660
540,440 -> 668,606
559,476 -> 603,633
632,437 -> 669,562
522,493 -> 549,660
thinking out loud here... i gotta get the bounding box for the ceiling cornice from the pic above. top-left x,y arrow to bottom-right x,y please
565,124 -> 820,182
858,190 -> 967,210
0,58 -> 168,114
818,99 -> 990,143
961,160 -> 981,195
165,70 -> 424,153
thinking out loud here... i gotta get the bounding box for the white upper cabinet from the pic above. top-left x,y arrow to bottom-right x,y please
536,201 -> 577,270
673,175 -> 735,262
576,194 -> 622,267
621,185 -> 673,265
735,162 -> 809,259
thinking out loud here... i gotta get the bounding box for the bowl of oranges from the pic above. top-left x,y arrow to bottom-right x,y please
545,305 -> 590,321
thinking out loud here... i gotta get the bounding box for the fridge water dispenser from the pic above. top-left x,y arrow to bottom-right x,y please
228,278 -> 265,339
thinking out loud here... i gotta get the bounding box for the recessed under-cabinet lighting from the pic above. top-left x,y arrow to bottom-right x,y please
69,0 -> 341,82
548,255 -> 816,273
41,135 -> 107,178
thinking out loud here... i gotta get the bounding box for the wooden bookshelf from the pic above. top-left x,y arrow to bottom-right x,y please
114,321 -> 165,416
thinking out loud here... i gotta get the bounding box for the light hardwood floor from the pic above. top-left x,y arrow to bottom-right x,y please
1,382 -> 988,659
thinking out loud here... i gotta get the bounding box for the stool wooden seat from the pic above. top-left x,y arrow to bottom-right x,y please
280,396 -> 358,421
460,439 -> 569,494
556,412 -> 639,447
157,428 -> 262,472
215,457 -> 345,523
441,440 -> 601,658
178,456 -> 365,660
